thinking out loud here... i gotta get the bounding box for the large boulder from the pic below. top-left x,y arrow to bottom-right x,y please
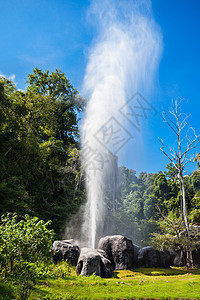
169,249 -> 184,267
138,246 -> 172,268
138,247 -> 160,268
192,249 -> 200,267
160,249 -> 173,268
133,244 -> 140,267
52,239 -> 80,265
98,235 -> 135,270
76,248 -> 113,278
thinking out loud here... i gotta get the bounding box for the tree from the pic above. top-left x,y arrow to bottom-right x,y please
0,70 -> 86,234
189,159 -> 200,225
151,211 -> 185,252
26,68 -> 85,144
194,153 -> 200,169
159,98 -> 200,267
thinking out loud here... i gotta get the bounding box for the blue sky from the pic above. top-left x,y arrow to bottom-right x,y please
0,0 -> 200,175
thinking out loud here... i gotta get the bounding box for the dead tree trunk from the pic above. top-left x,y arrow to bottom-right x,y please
179,168 -> 193,268
159,98 -> 199,268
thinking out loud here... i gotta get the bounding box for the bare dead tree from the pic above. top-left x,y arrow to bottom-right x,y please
159,98 -> 200,268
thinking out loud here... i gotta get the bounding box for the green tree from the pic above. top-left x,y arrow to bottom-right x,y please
0,70 -> 85,234
26,68 -> 84,144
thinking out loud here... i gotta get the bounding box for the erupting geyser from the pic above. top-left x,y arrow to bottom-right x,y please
81,0 -> 162,248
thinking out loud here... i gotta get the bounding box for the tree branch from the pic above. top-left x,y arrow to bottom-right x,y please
158,138 -> 178,169
162,111 -> 178,136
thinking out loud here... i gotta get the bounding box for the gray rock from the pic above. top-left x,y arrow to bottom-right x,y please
170,248 -> 200,268
169,249 -> 185,267
76,248 -> 113,278
133,244 -> 140,267
192,249 -> 200,267
138,246 -> 172,268
160,250 -> 173,268
52,239 -> 80,265
138,246 -> 160,268
169,225 -> 200,267
98,235 -> 135,270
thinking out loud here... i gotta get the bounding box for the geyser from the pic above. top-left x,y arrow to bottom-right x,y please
81,0 -> 162,248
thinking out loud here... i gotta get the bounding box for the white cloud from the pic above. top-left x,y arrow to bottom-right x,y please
0,72 -> 16,83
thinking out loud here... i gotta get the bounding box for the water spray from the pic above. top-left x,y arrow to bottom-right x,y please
81,0 -> 162,248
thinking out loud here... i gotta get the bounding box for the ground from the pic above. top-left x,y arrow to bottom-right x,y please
1,267 -> 200,299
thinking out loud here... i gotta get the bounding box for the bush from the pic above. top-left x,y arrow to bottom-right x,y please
0,213 -> 55,275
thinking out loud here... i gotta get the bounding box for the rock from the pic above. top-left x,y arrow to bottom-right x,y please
138,246 -> 172,268
192,249 -> 200,267
133,244 -> 140,267
98,235 -> 135,270
138,246 -> 160,268
52,239 -> 80,265
76,248 -> 113,278
170,225 -> 200,267
170,248 -> 200,267
169,249 -> 184,267
160,250 -> 173,268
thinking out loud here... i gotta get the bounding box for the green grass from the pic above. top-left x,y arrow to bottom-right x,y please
2,267 -> 200,299
31,271 -> 200,299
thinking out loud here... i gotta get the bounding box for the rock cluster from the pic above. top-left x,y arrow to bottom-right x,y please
51,234 -> 200,278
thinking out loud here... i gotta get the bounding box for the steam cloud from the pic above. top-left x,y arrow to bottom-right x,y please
81,0 -> 163,248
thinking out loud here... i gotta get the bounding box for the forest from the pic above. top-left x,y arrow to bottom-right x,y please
0,69 -> 86,234
1,69 -> 200,299
1,69 -> 200,241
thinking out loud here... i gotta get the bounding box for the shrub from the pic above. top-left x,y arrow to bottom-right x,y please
0,213 -> 55,275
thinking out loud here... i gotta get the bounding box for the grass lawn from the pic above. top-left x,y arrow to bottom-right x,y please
1,268 -> 200,299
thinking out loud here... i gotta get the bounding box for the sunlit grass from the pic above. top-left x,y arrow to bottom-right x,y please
31,267 -> 200,299
2,265 -> 200,299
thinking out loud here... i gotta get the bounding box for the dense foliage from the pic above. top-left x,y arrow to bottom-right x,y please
104,163 -> 200,247
0,213 -> 72,299
0,213 -> 54,273
0,69 -> 85,234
